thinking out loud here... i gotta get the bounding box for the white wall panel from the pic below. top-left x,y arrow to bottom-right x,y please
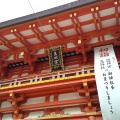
22,97 -> 45,105
5,55 -> 14,61
49,95 -> 54,102
35,49 -> 45,55
67,43 -> 76,48
58,92 -> 82,101
1,102 -> 12,108
2,114 -> 12,120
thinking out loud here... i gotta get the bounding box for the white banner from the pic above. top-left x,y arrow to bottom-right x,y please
94,44 -> 120,120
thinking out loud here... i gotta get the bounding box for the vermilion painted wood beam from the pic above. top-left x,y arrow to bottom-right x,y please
50,22 -> 62,39
83,82 -> 92,108
0,12 -> 116,38
19,97 -> 98,110
0,12 -> 118,54
0,78 -> 95,97
0,50 -> 3,54
0,0 -> 115,36
0,97 -> 98,113
13,30 -> 31,46
22,86 -> 80,98
77,87 -> 97,94
114,1 -> 119,26
0,38 -> 119,66
70,16 -> 80,35
92,7 -> 103,42
1,25 -> 119,56
31,26 -> 48,42
34,26 -> 48,42
54,21 -> 65,38
31,28 -> 44,43
75,16 -> 83,34
0,38 -> 119,70
0,34 -> 16,50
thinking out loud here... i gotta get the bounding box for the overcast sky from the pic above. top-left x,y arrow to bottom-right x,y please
0,0 -> 76,22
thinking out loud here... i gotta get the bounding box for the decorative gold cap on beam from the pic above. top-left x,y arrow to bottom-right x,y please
52,19 -> 55,22
14,29 -> 17,32
78,40 -> 81,44
70,14 -> 73,18
114,1 -> 118,5
20,52 -> 24,56
83,82 -> 87,87
96,7 -> 99,10
91,8 -> 94,12
9,93 -> 13,96
48,20 -> 51,23
11,30 -> 13,33
33,24 -> 35,27
29,25 -> 32,28
88,102 -> 92,107
85,92 -> 89,97
74,13 -> 77,16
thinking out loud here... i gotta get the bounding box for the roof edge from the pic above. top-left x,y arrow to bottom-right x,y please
0,0 -> 100,29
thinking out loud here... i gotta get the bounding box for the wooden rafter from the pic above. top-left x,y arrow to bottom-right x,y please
48,19 -> 62,39
70,13 -> 80,35
30,24 -> 48,43
114,0 -> 120,26
0,34 -> 16,50
0,12 -> 118,48
12,30 -> 31,46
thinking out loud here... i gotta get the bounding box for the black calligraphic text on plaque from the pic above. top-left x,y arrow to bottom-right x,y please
48,46 -> 64,72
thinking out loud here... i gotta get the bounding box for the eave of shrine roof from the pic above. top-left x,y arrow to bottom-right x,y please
0,0 -> 99,29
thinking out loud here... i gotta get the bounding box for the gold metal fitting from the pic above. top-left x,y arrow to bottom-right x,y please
91,8 -> 94,12
5,41 -> 8,44
70,14 -> 73,17
20,52 -> 24,56
48,20 -> 51,23
114,1 -> 118,5
74,13 -> 77,16
96,7 -> 99,10
52,19 -> 55,22
14,29 -> 17,32
98,18 -> 101,22
116,13 -> 118,17
14,110 -> 18,114
29,25 -> 32,28
86,92 -> 89,97
83,82 -> 87,87
78,23 -> 80,27
12,102 -> 15,105
88,102 -> 92,107
74,24 -> 77,28
11,30 -> 13,33
94,19 -> 96,23
33,24 -> 35,27
9,93 -> 13,96
54,29 -> 57,33
78,40 -> 81,44
57,28 -> 60,32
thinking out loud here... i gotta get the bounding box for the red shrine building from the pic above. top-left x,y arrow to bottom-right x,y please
0,0 -> 120,119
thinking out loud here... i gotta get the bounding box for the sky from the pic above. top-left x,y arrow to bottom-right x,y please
0,0 -> 76,22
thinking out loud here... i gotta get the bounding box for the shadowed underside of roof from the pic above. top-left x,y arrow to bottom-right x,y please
0,0 -> 99,29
